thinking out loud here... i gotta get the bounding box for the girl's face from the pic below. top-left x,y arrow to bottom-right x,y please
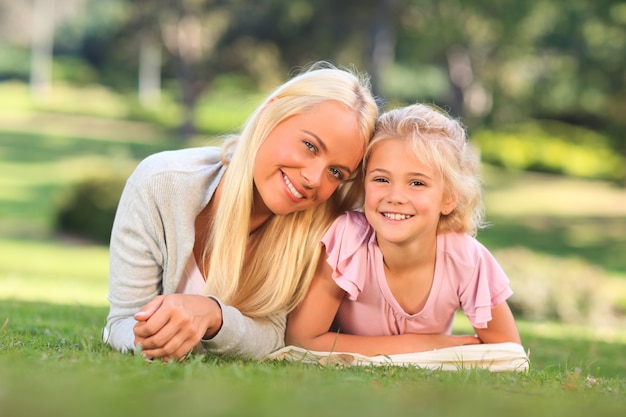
364,137 -> 457,246
253,100 -> 363,216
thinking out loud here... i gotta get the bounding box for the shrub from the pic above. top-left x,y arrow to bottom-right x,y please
55,175 -> 126,244
494,247 -> 623,326
473,121 -> 626,184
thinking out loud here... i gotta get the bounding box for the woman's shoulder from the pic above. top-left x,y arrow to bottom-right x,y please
137,146 -> 222,171
132,146 -> 223,178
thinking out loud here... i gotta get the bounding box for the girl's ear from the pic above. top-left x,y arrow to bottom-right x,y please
441,193 -> 458,215
262,96 -> 279,109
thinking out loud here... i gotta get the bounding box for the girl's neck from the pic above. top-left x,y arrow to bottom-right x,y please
378,234 -> 438,274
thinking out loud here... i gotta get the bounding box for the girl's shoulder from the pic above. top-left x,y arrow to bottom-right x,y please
321,211 -> 376,300
325,211 -> 372,238
438,232 -> 495,266
322,211 -> 375,255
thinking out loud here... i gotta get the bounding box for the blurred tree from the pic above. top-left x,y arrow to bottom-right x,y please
0,0 -> 89,89
2,0 -> 624,161
387,0 -> 625,160
103,0 -> 385,139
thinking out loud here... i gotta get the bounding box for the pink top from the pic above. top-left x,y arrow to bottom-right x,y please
175,256 -> 206,294
323,211 -> 513,336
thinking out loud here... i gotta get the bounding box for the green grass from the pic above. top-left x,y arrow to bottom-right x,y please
1,296 -> 626,417
1,83 -> 626,417
0,238 -> 109,305
480,166 -> 626,276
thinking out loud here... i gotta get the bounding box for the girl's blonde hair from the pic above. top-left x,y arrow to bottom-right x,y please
365,103 -> 485,236
202,62 -> 378,316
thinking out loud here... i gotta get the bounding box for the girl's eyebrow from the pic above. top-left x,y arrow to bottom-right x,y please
368,167 -> 432,180
302,129 -> 353,176
368,167 -> 390,175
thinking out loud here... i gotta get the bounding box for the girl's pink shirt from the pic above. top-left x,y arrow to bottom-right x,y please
323,211 -> 513,336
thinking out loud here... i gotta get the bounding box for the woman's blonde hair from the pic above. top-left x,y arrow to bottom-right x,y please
365,103 -> 485,236
201,62 -> 378,316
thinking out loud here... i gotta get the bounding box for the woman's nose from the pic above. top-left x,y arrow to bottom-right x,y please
300,164 -> 324,189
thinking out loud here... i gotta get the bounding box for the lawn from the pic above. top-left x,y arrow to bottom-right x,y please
1,291 -> 626,417
1,84 -> 625,416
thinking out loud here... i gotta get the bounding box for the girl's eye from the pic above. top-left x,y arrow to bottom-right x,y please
373,177 -> 388,183
304,141 -> 316,153
329,167 -> 344,180
410,180 -> 425,186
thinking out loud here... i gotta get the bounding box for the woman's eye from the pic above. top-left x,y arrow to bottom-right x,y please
329,167 -> 344,180
373,177 -> 388,183
304,141 -> 316,153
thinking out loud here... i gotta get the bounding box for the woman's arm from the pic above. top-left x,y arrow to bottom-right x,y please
132,293 -> 286,361
286,258 -> 480,356
132,294 -> 222,360
104,181 -> 166,353
474,302 -> 522,344
202,302 -> 286,360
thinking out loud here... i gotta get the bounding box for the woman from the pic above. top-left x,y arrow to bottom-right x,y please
103,62 -> 379,361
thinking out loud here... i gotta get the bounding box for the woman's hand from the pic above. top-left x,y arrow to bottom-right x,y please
133,294 -> 223,361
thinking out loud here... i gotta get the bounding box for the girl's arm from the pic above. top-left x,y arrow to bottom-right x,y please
286,257 -> 480,357
474,302 -> 522,344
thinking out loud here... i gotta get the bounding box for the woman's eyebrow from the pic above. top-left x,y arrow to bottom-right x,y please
302,130 -> 327,152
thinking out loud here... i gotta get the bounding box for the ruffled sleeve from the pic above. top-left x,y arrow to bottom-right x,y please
321,211 -> 375,301
445,234 -> 513,329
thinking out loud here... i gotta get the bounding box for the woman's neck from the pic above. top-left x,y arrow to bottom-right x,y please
250,186 -> 273,234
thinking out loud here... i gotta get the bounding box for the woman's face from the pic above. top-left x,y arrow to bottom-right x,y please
253,100 -> 363,216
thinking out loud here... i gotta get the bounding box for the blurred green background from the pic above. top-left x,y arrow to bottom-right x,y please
1,0 -> 625,341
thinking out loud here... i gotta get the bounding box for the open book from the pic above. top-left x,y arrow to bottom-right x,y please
266,342 -> 529,372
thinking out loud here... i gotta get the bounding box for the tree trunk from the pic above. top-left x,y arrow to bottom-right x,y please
367,0 -> 395,101
139,39 -> 162,108
30,0 -> 55,100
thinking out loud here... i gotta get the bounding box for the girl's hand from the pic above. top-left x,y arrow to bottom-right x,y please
398,333 -> 481,353
133,294 -> 223,361
442,334 -> 482,346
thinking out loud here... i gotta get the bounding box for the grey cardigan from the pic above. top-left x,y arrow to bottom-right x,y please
103,146 -> 285,359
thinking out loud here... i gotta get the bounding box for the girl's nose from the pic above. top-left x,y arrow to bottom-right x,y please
385,184 -> 407,204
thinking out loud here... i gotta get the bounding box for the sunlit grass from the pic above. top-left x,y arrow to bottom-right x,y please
0,238 -> 109,306
483,168 -> 626,217
0,81 -> 128,119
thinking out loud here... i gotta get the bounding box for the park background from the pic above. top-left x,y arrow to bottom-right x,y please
1,1 -> 625,416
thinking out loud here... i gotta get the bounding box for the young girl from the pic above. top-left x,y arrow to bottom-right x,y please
103,62 -> 379,361
286,103 -> 521,356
